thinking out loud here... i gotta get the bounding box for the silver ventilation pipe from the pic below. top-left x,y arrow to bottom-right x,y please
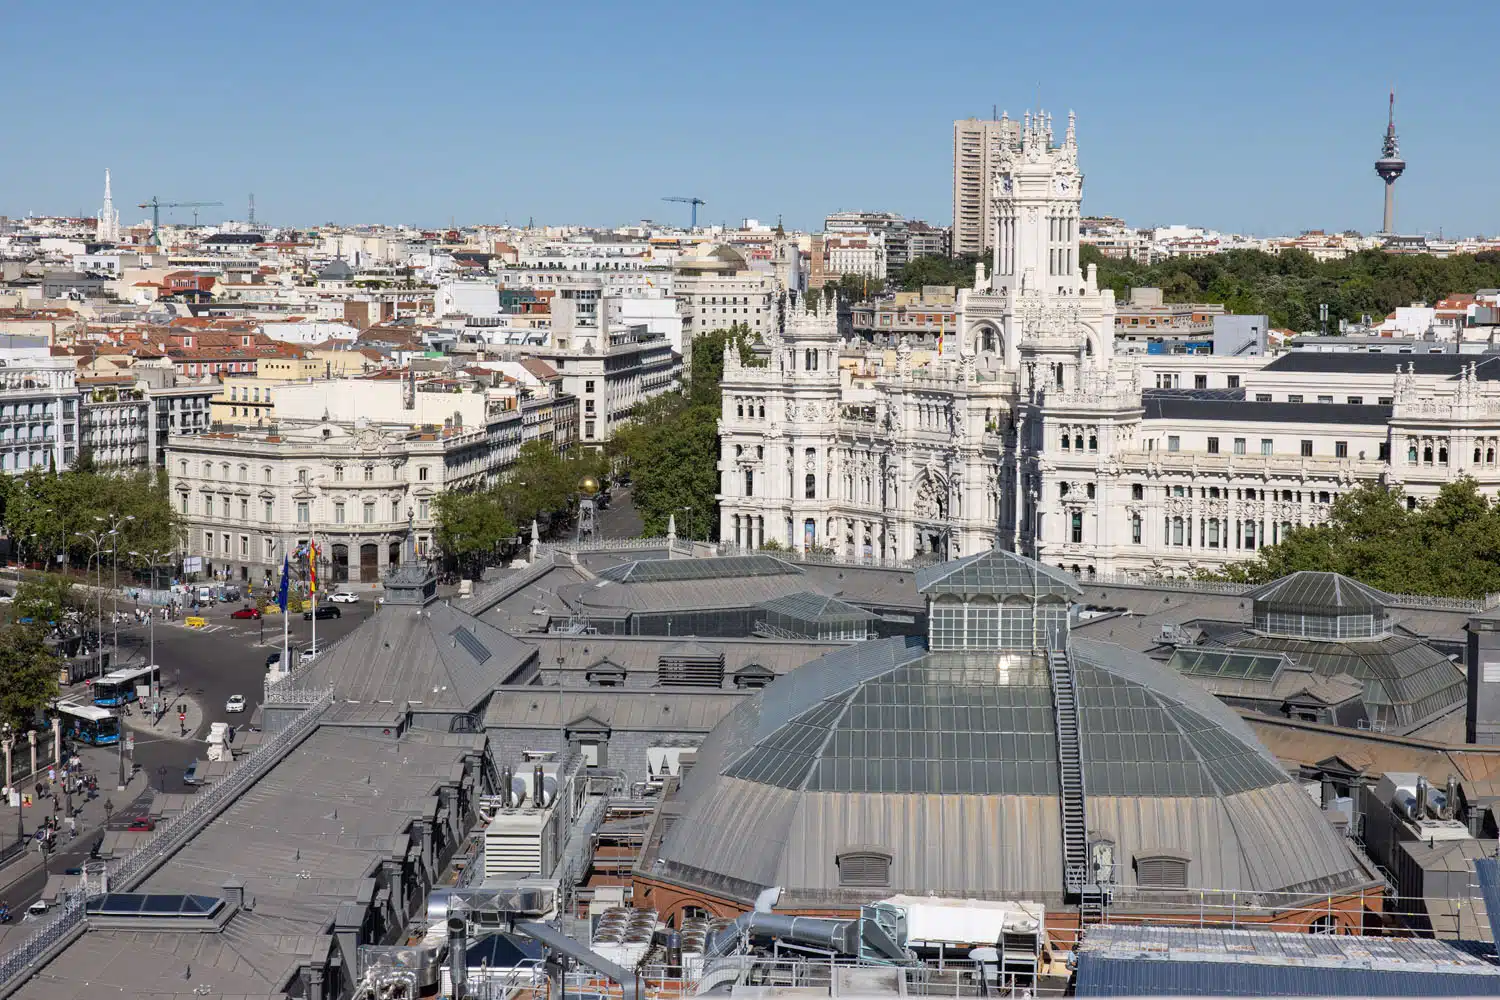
1416,776 -> 1430,819
533,763 -> 546,806
1446,774 -> 1460,820
448,913 -> 469,1000
499,765 -> 513,807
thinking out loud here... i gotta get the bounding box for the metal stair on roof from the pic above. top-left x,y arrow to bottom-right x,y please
1047,645 -> 1103,922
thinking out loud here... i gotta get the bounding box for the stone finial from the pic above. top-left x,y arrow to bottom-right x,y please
667,514 -> 677,542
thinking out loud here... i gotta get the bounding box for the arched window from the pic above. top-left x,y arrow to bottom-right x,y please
1423,446 -> 1433,464
202,461 -> 212,478
1074,433 -> 1084,450
805,473 -> 816,499
836,850 -> 892,888
238,464 -> 247,482
1088,434 -> 1098,451
1439,446 -> 1449,464
1134,851 -> 1190,889
178,460 -> 187,477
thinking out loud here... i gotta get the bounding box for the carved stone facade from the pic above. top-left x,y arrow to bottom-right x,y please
718,113 -> 1500,578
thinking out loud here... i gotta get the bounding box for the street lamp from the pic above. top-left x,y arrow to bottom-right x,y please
129,548 -> 172,705
96,514 -> 135,667
74,529 -> 111,677
679,505 -> 694,544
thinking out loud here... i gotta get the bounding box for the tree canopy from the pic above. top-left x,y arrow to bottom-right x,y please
0,622 -> 60,731
1082,244 -> 1500,332
892,251 -> 989,292
431,442 -> 609,572
1208,479 -> 1500,598
0,468 -> 180,567
608,325 -> 759,539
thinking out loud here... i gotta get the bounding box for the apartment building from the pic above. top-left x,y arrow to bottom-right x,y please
952,115 -> 1021,256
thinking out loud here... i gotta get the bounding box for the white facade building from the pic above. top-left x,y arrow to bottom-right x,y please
720,112 -> 1500,579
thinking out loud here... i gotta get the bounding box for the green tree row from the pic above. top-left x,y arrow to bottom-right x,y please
0,468 -> 180,569
1206,479 -> 1500,599
433,441 -> 608,573
607,326 -> 762,540
1082,244 -> 1500,332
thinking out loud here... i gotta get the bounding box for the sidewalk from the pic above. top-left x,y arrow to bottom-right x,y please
0,751 -> 150,897
119,691 -> 208,744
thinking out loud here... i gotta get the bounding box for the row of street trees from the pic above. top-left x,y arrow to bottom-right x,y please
1208,479 -> 1500,599
0,469 -> 181,732
433,441 -> 608,575
607,326 -> 761,539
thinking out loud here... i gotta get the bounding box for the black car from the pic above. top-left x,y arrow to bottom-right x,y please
303,605 -> 341,621
265,650 -> 281,670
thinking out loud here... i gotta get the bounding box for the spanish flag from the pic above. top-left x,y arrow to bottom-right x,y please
307,540 -> 318,594
937,316 -> 945,357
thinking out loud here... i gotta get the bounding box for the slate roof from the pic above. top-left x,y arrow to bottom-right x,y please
297,600 -> 537,713
597,554 -> 803,583
1244,571 -> 1392,615
1265,351 -> 1500,379
1141,394 -> 1393,426
915,548 -> 1082,599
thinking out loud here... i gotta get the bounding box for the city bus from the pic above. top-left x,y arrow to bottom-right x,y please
53,700 -> 121,747
91,664 -> 160,708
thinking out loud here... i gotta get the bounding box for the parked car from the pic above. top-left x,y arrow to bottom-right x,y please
26,900 -> 48,917
230,606 -> 262,620
182,762 -> 200,786
265,651 -> 281,670
299,646 -> 321,666
303,605 -> 340,621
225,694 -> 246,714
125,817 -> 156,832
0,590 -> 13,604
328,590 -> 359,604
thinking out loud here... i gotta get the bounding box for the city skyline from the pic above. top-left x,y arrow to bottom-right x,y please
0,1 -> 1494,236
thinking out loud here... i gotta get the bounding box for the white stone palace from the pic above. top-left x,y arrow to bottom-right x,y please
718,111 -> 1500,578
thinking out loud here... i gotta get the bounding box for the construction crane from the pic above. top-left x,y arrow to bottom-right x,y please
137,196 -> 224,245
662,196 -> 706,229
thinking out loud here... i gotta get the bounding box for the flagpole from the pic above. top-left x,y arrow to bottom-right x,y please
310,538 -> 317,659
280,554 -> 289,680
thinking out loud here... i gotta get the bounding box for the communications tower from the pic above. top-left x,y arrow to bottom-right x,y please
1374,90 -> 1406,235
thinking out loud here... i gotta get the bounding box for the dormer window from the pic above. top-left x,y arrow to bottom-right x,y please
1134,851 -> 1190,889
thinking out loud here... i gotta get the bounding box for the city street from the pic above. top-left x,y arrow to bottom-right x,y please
63,596 -> 368,794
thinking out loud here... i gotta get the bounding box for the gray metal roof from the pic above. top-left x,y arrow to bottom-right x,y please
1243,571 -> 1392,615
483,688 -> 748,731
597,554 -> 803,583
657,636 -> 1368,903
1265,351 -> 1500,378
296,601 -> 537,713
915,549 -> 1082,599
17,726 -> 483,998
1076,924 -> 1500,997
1211,632 -> 1464,730
756,591 -> 879,625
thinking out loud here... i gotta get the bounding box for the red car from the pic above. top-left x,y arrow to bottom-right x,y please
126,817 -> 156,832
230,606 -> 262,620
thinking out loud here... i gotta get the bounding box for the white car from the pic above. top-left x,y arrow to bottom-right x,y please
26,900 -> 48,917
225,694 -> 246,714
328,590 -> 359,604
299,646 -> 321,666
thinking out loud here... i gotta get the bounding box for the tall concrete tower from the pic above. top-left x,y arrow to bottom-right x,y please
1374,90 -> 1406,235
96,169 -> 120,243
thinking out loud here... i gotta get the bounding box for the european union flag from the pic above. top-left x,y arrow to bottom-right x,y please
278,554 -> 290,613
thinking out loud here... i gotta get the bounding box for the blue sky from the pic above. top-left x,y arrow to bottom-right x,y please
2,1 -> 1493,236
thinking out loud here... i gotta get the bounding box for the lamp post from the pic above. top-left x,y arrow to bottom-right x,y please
679,505 -> 694,545
4,730 -> 19,851
75,529 -> 110,677
96,514 -> 135,668
128,549 -> 172,686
